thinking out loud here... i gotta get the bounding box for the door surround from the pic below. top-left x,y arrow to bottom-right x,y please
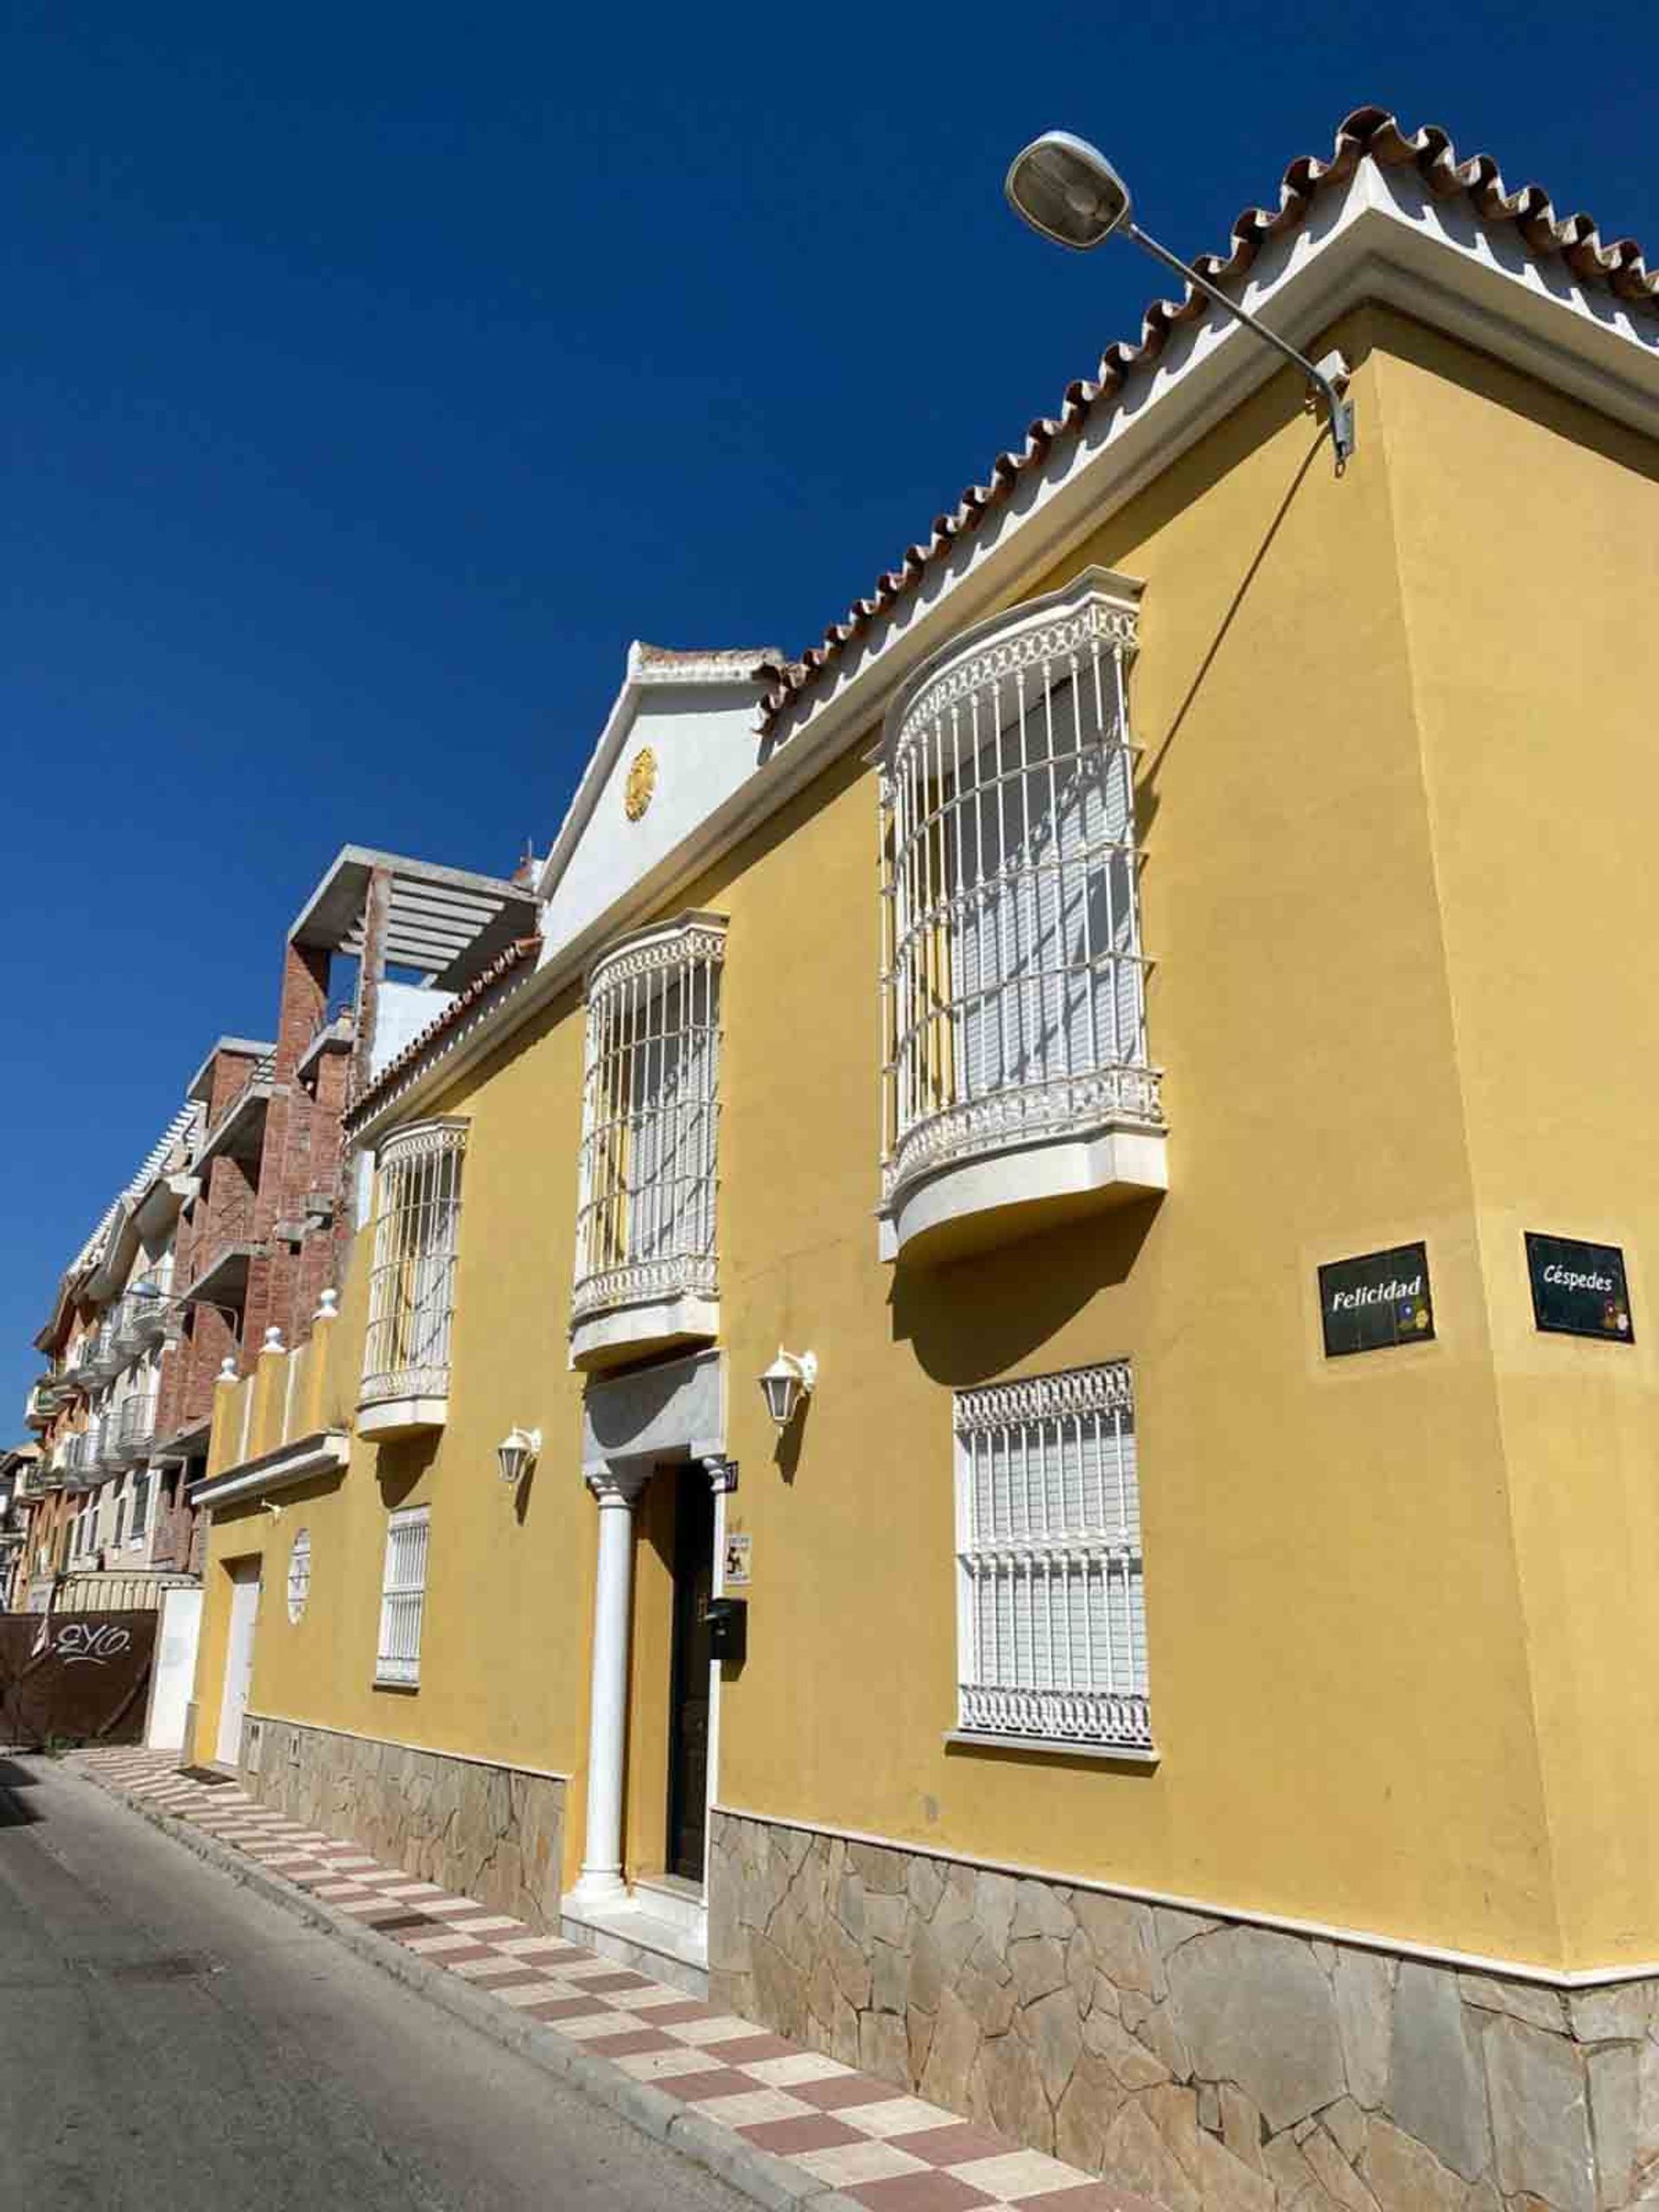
570,1350 -> 728,1966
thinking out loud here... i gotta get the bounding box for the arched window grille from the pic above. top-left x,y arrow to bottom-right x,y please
361,1118 -> 467,1408
879,570 -> 1161,1214
574,915 -> 725,1325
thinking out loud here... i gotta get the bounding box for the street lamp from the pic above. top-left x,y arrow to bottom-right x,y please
130,1278 -> 245,1332
1004,131 -> 1356,473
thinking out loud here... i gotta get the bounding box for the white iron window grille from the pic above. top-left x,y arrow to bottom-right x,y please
376,1507 -> 429,1685
879,572 -> 1161,1211
361,1120 -> 467,1408
954,1363 -> 1150,1751
287,1528 -> 311,1624
573,915 -> 725,1325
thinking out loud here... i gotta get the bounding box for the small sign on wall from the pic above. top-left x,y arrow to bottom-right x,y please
1319,1243 -> 1434,1358
1525,1234 -> 1633,1342
721,1533 -> 753,1588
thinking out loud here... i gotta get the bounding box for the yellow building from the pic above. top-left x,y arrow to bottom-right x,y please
186,109 -> 1659,2211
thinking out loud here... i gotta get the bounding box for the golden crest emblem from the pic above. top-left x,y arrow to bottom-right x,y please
624,747 -> 657,822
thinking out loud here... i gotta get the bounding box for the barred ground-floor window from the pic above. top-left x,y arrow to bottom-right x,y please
953,1361 -> 1150,1751
376,1506 -> 429,1686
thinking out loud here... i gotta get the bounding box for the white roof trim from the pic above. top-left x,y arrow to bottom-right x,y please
534,641 -> 776,905
355,161 -> 1657,1146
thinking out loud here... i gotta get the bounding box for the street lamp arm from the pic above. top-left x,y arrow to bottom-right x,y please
131,1281 -> 245,1332
1122,220 -> 1356,471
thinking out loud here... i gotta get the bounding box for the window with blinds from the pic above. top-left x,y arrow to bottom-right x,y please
376,1508 -> 429,1685
954,1362 -> 1150,1751
880,571 -> 1162,1218
361,1120 -> 467,1409
573,914 -> 725,1327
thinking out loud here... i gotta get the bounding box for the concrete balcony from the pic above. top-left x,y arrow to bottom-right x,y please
569,1255 -> 720,1373
358,1363 -> 449,1441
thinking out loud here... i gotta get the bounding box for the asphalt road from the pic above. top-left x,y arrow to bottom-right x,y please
0,1755 -> 746,2211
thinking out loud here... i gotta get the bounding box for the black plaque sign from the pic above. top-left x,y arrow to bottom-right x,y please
1319,1243 -> 1434,1357
1525,1234 -> 1633,1342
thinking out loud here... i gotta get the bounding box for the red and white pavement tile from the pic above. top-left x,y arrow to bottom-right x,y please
76,1749 -> 1155,2212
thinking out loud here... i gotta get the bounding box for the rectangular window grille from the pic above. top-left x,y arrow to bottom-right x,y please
376,1506 -> 429,1686
880,579 -> 1160,1205
362,1121 -> 467,1408
573,917 -> 724,1323
954,1362 -> 1150,1751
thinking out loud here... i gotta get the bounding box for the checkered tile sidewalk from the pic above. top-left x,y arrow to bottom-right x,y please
76,1749 -> 1154,2211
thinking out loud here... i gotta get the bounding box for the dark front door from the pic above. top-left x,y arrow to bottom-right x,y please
665,1465 -> 714,1883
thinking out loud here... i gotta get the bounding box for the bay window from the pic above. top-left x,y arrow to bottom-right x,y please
879,568 -> 1166,1260
359,1118 -> 467,1438
571,912 -> 725,1368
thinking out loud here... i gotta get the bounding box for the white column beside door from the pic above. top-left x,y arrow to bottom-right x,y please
571,1467 -> 645,1907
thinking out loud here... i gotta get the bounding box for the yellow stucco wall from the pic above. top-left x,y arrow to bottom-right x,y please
1377,321 -> 1659,1963
192,304 -> 1656,1973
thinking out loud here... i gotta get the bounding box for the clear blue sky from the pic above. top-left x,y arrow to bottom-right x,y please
4,2 -> 1654,1418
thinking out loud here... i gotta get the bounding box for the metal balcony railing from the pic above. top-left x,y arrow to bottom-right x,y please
183,1188 -> 264,1306
110,1294 -> 143,1357
211,1049 -> 276,1135
131,1293 -> 170,1346
86,1325 -> 122,1382
64,1429 -> 104,1484
108,1395 -> 157,1465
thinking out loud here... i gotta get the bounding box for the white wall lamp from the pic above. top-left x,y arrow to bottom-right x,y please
759,1349 -> 817,1433
496,1427 -> 541,1486
1004,130 -> 1357,474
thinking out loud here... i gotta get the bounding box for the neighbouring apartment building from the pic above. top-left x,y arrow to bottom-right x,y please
0,1446 -> 35,1611
170,108 -> 1659,2210
10,843 -> 534,1621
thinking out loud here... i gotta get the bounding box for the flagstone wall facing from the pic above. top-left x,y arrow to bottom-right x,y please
240,1713 -> 564,1931
709,1809 -> 1657,2212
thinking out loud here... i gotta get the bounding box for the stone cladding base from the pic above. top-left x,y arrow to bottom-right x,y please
239,1714 -> 564,1933
709,1808 -> 1659,2211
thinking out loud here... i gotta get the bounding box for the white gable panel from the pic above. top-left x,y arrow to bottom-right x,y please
541,680 -> 766,964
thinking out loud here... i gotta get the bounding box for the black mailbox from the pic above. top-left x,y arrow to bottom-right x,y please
704,1598 -> 747,1665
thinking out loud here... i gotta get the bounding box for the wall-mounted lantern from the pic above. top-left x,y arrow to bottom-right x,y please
758,1349 -> 817,1433
496,1426 -> 541,1485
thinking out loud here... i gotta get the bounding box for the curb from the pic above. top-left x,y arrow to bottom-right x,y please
72,1761 -> 864,2212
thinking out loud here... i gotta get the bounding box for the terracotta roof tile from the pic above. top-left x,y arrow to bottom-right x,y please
344,936 -> 541,1130
757,105 -> 1656,731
